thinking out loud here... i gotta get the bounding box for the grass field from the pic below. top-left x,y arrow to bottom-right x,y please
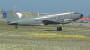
0,22 -> 90,50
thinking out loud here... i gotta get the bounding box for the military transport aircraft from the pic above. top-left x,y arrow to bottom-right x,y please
3,11 -> 83,31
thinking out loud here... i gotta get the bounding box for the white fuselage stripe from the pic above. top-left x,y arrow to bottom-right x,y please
35,12 -> 74,19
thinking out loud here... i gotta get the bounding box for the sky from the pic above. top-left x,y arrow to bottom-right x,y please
0,0 -> 90,16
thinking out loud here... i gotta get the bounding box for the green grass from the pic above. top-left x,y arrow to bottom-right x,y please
79,26 -> 90,28
0,22 -> 90,50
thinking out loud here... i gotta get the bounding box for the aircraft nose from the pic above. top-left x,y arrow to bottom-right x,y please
80,14 -> 83,18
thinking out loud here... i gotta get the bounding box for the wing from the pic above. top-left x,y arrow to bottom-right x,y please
42,20 -> 60,25
42,19 -> 73,25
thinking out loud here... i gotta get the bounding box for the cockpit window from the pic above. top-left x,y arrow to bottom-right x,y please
73,12 -> 80,14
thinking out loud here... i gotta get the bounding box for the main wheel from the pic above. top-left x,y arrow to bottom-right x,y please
57,27 -> 62,31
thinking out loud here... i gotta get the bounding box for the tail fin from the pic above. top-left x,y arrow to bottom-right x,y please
6,11 -> 20,23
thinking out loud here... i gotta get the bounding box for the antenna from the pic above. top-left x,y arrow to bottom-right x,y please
38,11 -> 40,16
13,5 -> 17,11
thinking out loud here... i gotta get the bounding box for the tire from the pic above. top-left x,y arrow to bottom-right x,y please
57,27 -> 62,31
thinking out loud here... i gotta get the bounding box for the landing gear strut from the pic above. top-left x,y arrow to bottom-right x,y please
15,24 -> 18,29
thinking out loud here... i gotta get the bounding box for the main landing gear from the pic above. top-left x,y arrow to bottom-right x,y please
57,26 -> 62,31
56,24 -> 62,31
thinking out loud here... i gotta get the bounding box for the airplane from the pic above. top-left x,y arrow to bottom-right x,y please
2,11 -> 83,31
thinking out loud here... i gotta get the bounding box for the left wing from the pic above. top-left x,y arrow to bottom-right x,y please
42,20 -> 60,25
42,19 -> 73,25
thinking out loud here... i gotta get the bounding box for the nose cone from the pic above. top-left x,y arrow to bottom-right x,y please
80,14 -> 83,19
72,14 -> 83,21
